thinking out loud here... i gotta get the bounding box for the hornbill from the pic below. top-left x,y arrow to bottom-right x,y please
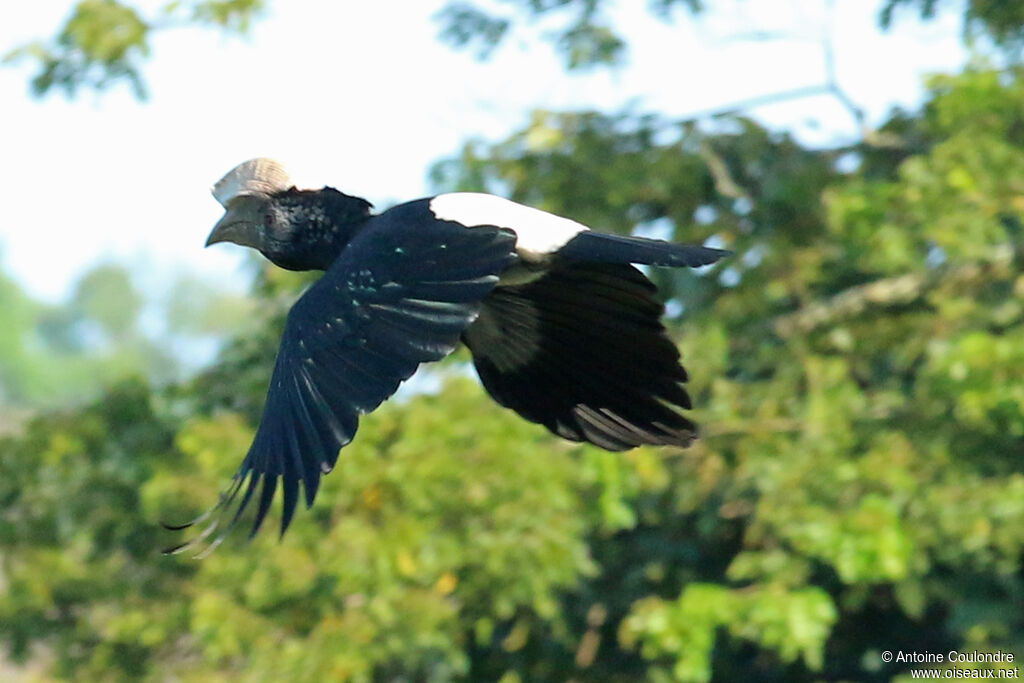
166,158 -> 729,554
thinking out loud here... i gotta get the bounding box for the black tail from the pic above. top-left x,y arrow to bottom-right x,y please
555,231 -> 729,268
463,261 -> 697,451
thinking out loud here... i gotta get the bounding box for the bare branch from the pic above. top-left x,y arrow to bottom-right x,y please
822,0 -> 906,148
672,1 -> 906,150
677,84 -> 833,124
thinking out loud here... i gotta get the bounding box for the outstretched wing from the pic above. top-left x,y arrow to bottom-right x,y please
168,215 -> 516,553
463,262 -> 697,451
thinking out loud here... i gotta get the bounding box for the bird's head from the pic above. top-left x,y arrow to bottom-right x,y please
207,158 -> 372,271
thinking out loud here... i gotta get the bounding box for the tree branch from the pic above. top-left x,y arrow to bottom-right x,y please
698,139 -> 751,201
773,247 -> 1016,337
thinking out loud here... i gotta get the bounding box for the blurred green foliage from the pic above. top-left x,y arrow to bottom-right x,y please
0,261 -> 253,415
881,0 -> 1024,50
15,0 -> 1020,101
0,262 -> 170,411
440,0 -> 1024,70
436,0 -> 704,69
3,0 -> 263,98
4,2 -> 1024,682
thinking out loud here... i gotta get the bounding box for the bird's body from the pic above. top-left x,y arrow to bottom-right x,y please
168,158 -> 728,553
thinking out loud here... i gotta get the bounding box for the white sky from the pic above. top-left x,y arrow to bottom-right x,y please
0,0 -> 966,304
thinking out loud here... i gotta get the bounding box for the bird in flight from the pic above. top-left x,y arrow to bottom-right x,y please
166,158 -> 729,554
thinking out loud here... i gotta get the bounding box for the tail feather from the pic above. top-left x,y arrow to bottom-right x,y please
556,231 -> 729,268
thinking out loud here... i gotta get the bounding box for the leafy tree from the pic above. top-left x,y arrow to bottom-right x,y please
880,0 -> 1024,49
0,261 -> 252,414
438,0 -> 1024,70
0,262 -> 169,410
4,3 -> 1024,682
437,0 -> 704,69
423,65 -> 1024,680
3,0 -> 263,98
9,0 -> 1023,99
421,34 -> 1024,682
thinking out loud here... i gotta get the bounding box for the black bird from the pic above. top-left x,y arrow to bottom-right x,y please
167,158 -> 728,553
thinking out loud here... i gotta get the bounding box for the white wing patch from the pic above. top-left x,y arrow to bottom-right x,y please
429,193 -> 587,262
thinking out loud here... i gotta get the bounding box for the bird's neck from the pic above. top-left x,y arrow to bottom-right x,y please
269,187 -> 373,271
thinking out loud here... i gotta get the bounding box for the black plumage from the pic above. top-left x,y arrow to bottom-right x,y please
167,158 -> 728,553
463,261 -> 695,451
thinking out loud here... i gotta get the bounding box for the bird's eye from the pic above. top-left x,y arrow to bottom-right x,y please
263,210 -> 276,228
